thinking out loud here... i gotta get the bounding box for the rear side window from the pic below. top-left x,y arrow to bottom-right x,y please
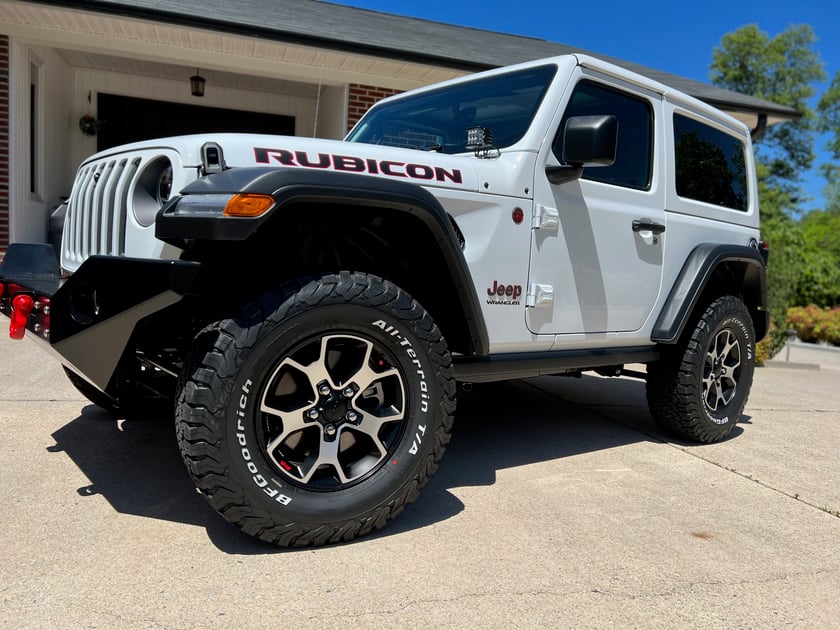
553,80 -> 653,190
674,113 -> 748,211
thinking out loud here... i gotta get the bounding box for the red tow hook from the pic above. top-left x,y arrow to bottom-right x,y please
10,294 -> 35,340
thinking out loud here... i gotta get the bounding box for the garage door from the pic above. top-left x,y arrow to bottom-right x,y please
96,93 -> 296,151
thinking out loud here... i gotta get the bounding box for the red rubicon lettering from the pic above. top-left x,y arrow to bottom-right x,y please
295,151 -> 330,168
434,166 -> 462,184
406,163 -> 434,180
252,147 -> 463,184
333,155 -> 365,171
380,161 -> 406,177
254,147 -> 295,165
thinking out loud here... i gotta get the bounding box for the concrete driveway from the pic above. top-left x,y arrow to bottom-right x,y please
1,332 -> 838,628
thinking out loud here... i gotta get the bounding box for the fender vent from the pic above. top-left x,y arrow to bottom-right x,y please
448,215 -> 465,249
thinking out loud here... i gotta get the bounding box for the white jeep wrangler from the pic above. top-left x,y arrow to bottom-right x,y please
0,54 -> 768,546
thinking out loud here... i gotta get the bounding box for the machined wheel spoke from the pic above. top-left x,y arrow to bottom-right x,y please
708,381 -> 726,410
300,433 -> 349,484
347,340 -> 400,393
259,331 -> 410,490
702,327 -> 743,412
264,418 -> 309,455
351,405 -> 404,444
720,335 -> 738,361
720,363 -> 738,382
282,352 -> 334,392
260,396 -> 313,448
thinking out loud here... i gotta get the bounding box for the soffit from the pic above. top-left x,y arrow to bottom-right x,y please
57,49 -> 320,97
0,1 -> 465,89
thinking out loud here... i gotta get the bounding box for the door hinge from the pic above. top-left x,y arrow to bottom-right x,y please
532,205 -> 559,230
526,283 -> 554,308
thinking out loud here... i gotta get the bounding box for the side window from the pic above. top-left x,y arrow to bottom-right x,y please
673,113 -> 748,211
553,80 -> 653,190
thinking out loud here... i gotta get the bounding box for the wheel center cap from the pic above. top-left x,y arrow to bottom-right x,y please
320,394 -> 348,423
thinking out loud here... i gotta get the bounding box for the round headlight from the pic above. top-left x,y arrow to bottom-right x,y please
158,164 -> 173,205
133,156 -> 175,227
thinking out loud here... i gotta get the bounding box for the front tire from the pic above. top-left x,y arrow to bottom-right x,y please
175,272 -> 455,547
647,295 -> 756,443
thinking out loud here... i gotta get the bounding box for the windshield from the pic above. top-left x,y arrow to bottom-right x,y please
347,65 -> 558,154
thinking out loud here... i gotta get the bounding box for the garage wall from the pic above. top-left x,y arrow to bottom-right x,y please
347,83 -> 402,132
8,42 -> 73,245
0,35 -> 8,261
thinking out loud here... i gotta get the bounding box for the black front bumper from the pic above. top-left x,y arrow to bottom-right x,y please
0,243 -> 199,392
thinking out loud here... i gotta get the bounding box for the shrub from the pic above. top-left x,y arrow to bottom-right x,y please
823,308 -> 840,346
755,320 -> 776,365
787,305 -> 840,346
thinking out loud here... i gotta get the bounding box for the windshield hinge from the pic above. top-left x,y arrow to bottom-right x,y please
532,205 -> 559,230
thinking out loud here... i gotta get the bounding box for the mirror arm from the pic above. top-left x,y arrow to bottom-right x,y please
545,165 -> 583,186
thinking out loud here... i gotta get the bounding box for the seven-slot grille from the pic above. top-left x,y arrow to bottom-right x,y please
62,156 -> 141,266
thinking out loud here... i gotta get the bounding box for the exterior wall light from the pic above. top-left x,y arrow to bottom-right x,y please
190,70 -> 206,97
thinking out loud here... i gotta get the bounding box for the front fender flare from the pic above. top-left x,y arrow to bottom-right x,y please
157,168 -> 489,356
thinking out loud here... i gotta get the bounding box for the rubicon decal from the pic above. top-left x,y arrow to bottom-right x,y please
486,280 -> 522,306
254,148 -> 463,184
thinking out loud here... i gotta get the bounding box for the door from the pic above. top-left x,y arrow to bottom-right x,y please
527,75 -> 665,337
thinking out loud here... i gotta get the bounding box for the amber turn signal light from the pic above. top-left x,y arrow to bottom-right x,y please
223,194 -> 275,217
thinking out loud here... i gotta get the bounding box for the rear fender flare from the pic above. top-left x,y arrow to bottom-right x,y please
652,243 -> 768,344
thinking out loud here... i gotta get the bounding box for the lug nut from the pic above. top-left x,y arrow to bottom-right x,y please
343,386 -> 355,398
346,410 -> 359,423
324,424 -> 337,436
318,384 -> 331,396
307,408 -> 320,420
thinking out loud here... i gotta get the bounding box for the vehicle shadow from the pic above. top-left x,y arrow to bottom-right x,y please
47,375 -> 735,553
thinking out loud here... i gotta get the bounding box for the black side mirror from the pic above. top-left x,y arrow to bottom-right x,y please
546,114 -> 618,185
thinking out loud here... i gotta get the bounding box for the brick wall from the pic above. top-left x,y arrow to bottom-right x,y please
347,83 -> 402,132
0,35 -> 8,264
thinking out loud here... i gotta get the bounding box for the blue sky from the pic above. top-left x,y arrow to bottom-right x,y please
331,0 -> 840,212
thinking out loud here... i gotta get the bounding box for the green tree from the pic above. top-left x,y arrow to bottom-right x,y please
710,24 -> 826,353
711,24 -> 825,199
796,207 -> 840,307
818,70 -> 840,210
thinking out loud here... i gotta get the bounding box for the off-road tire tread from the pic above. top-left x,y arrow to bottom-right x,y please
175,271 -> 455,547
646,295 -> 754,443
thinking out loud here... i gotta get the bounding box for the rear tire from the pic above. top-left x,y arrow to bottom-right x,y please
175,272 -> 455,547
647,295 -> 755,443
